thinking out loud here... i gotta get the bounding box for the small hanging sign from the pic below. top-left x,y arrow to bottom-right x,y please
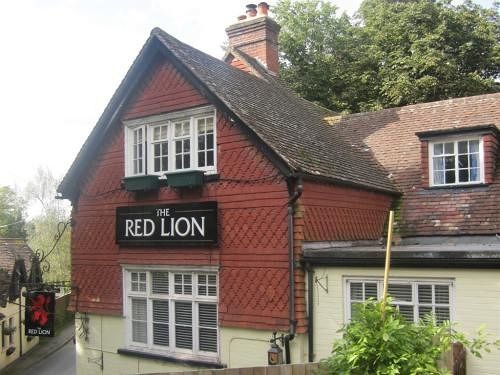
25,291 -> 55,337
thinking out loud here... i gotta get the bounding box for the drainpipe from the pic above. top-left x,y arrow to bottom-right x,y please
284,178 -> 303,364
306,263 -> 314,362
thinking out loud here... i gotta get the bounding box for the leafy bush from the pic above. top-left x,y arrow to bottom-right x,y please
320,299 -> 499,375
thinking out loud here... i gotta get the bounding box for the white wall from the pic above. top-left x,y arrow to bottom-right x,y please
75,314 -> 308,375
311,267 -> 500,375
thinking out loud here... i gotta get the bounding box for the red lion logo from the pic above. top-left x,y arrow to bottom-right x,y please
30,293 -> 51,327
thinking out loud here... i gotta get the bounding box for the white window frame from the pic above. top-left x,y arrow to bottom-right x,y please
124,106 -> 217,177
343,277 -> 454,324
122,265 -> 219,361
428,136 -> 484,187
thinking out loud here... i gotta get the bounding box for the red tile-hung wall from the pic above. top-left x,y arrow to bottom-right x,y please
299,181 -> 393,241
336,93 -> 500,236
70,55 -> 292,331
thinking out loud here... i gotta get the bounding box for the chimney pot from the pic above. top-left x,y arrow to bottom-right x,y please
237,14 -> 247,21
257,2 -> 269,16
246,4 -> 257,17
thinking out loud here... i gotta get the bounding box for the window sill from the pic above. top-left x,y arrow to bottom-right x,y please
426,182 -> 489,190
117,347 -> 225,368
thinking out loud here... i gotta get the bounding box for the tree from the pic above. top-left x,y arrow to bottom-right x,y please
0,186 -> 27,238
274,0 -> 500,112
25,167 -> 71,282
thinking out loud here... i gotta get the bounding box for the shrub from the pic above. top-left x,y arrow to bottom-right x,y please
320,299 -> 499,375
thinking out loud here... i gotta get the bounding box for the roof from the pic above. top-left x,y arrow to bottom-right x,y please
58,27 -> 398,200
0,238 -> 37,307
302,242 -> 500,268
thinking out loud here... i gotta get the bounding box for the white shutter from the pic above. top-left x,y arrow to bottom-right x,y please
198,303 -> 217,352
131,298 -> 147,343
152,271 -> 169,294
152,300 -> 169,346
388,284 -> 414,322
175,301 -> 193,349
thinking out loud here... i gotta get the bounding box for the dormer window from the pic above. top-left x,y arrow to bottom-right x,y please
417,125 -> 498,188
124,106 -> 216,178
429,138 -> 483,186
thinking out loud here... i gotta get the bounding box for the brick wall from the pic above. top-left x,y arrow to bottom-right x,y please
336,93 -> 500,236
70,56 -> 292,331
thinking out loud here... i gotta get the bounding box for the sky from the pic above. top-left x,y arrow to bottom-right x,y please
0,0 -> 496,192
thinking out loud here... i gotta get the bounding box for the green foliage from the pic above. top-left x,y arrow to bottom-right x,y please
274,0 -> 500,112
0,186 -> 27,238
25,167 -> 71,283
320,300 -> 500,375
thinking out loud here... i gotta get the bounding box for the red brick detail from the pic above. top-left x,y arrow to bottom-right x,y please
420,141 -> 429,187
226,17 -> 280,74
70,56 -> 292,331
123,57 -> 209,120
300,181 -> 393,241
484,133 -> 499,184
338,93 -> 500,236
227,56 -> 253,74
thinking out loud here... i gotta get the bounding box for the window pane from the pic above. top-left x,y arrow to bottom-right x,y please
175,302 -> 193,350
388,284 -> 412,302
434,285 -> 449,304
350,282 -> 363,300
470,168 -> 479,181
397,305 -> 414,322
365,283 -> 378,299
206,117 -> 214,131
458,155 -> 468,168
199,328 -> 217,352
418,306 -> 433,320
445,170 -> 455,184
154,143 -> 161,157
444,142 -> 454,154
207,151 -> 214,167
433,171 -> 444,185
418,285 -> 432,304
433,157 -> 444,171
176,155 -> 182,169
458,141 -> 468,154
199,304 -> 217,327
198,136 -> 205,150
207,134 -> 214,149
470,154 -> 479,168
152,272 -> 169,294
183,139 -> 190,153
197,118 -> 205,133
458,169 -> 469,182
434,143 -> 443,155
131,298 -> 147,343
153,300 -> 169,346
175,141 -> 182,153
154,158 -> 160,172
469,140 -> 479,153
435,307 -> 450,323
183,154 -> 190,169
445,156 -> 455,169
198,152 -> 205,167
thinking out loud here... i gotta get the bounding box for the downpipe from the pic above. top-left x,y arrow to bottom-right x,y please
285,178 -> 303,364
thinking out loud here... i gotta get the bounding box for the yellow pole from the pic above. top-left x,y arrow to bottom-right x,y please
382,210 -> 394,316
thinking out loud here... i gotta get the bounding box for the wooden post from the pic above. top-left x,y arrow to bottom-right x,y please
382,210 -> 394,316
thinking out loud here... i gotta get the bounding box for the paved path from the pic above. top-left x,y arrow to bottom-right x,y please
2,324 -> 75,375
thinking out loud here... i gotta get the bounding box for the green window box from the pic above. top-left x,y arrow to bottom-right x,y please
166,170 -> 205,188
123,175 -> 161,192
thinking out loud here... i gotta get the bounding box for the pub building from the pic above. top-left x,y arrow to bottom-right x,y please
59,3 -> 500,375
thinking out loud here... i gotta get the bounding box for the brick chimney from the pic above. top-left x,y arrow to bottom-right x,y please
226,2 -> 281,74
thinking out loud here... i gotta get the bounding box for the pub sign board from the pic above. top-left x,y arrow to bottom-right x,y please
25,291 -> 56,337
116,201 -> 218,246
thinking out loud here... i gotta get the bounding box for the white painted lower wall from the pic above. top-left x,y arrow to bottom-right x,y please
311,267 -> 500,375
75,313 -> 308,375
0,294 -> 39,370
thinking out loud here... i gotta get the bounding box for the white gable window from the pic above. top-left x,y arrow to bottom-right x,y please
124,106 -> 216,177
429,138 -> 483,186
124,267 -> 218,359
345,278 -> 453,324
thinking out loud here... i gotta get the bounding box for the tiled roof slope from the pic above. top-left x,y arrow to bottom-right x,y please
152,28 -> 397,193
58,28 -> 397,198
332,93 -> 500,236
0,238 -> 35,306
